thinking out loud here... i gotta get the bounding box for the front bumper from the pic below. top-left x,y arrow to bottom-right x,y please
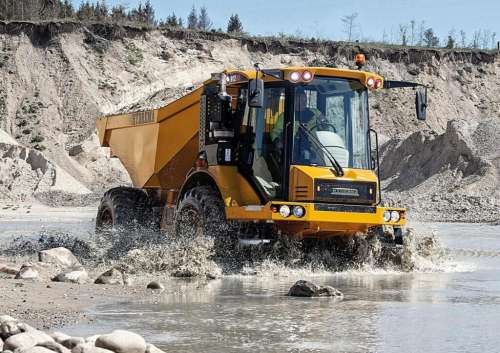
226,201 -> 406,231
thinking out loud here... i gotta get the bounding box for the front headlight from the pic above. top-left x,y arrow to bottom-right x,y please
383,210 -> 391,222
279,205 -> 291,218
390,211 -> 400,222
292,206 -> 305,218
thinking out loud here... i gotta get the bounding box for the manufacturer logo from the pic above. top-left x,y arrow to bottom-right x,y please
330,187 -> 359,197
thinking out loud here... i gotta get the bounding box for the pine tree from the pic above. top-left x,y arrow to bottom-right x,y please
187,5 -> 198,29
445,35 -> 455,49
143,0 -> 155,26
110,4 -> 127,23
166,13 -> 180,27
198,6 -> 212,31
227,14 -> 243,33
423,28 -> 440,47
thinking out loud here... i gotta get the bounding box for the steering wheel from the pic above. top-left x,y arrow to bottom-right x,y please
308,118 -> 337,133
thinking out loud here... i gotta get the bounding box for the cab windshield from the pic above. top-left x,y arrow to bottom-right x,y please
292,77 -> 370,169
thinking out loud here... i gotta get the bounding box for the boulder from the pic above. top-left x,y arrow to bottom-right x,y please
84,335 -> 101,345
49,332 -> 71,344
61,337 -> 85,349
145,344 -> 166,353
15,266 -> 39,280
3,330 -> 54,351
38,248 -> 81,268
0,320 -> 21,339
72,343 -> 115,353
0,263 -> 19,276
94,268 -> 124,285
287,280 -> 343,298
15,262 -> 58,281
52,269 -> 89,284
37,340 -> 71,353
19,347 -> 55,353
0,315 -> 16,324
95,330 -> 146,353
146,281 -> 164,290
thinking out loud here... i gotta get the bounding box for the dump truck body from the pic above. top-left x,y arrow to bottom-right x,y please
97,65 -> 426,239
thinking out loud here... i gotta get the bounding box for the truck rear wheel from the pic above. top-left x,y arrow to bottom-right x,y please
174,186 -> 230,241
96,187 -> 153,235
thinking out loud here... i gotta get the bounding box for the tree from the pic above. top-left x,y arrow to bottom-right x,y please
341,13 -> 358,42
110,4 -> 126,23
471,30 -> 481,49
417,20 -> 426,46
198,6 -> 212,31
187,5 -> 198,29
399,24 -> 408,46
410,19 -> 416,45
459,30 -> 467,48
143,0 -> 155,26
423,28 -> 439,47
445,35 -> 455,49
227,14 -> 243,33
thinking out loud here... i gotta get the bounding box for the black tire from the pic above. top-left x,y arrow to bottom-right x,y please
95,187 -> 153,234
174,186 -> 230,241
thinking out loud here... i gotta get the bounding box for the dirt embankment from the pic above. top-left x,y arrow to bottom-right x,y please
0,21 -> 498,221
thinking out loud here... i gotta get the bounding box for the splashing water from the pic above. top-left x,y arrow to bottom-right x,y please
0,226 -> 450,277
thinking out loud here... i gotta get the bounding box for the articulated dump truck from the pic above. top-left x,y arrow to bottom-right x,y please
96,55 -> 427,245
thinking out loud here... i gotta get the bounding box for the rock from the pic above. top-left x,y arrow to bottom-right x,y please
37,340 -> 71,353
61,338 -> 85,349
15,266 -> 39,280
287,280 -> 343,298
0,320 -> 21,339
94,268 -> 124,285
145,344 -> 165,353
52,269 -> 89,284
0,336 -> 3,351
0,315 -> 16,324
72,343 -> 114,353
0,318 -> 30,340
38,248 -> 81,268
317,285 -> 344,297
407,64 -> 420,76
49,332 -> 71,344
3,330 -> 54,351
146,281 -> 164,290
19,347 -> 55,353
68,145 -> 83,157
0,263 -> 19,276
84,335 -> 100,345
95,330 -> 146,353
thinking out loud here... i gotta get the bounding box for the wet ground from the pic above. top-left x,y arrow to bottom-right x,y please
47,221 -> 500,353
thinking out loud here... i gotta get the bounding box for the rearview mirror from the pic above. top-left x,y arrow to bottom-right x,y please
248,79 -> 264,108
415,88 -> 427,121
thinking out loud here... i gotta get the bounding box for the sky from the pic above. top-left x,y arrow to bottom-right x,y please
71,0 -> 500,45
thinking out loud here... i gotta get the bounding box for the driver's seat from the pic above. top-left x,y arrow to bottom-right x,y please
314,131 -> 349,167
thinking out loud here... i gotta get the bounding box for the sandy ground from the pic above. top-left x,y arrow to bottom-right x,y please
0,277 -> 160,330
0,204 -> 170,330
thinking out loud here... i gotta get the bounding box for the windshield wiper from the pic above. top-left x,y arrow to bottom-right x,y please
297,123 -> 344,177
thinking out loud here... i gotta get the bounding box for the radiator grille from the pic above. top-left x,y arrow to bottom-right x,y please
314,179 -> 377,205
294,186 -> 309,200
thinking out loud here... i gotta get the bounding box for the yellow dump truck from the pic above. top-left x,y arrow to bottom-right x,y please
95,57 -> 427,244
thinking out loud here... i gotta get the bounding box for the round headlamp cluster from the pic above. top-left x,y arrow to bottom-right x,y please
384,210 -> 402,223
272,204 -> 306,218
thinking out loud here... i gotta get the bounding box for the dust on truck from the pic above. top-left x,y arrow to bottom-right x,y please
95,57 -> 427,243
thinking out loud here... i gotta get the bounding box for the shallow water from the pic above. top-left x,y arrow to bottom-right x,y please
62,222 -> 500,353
